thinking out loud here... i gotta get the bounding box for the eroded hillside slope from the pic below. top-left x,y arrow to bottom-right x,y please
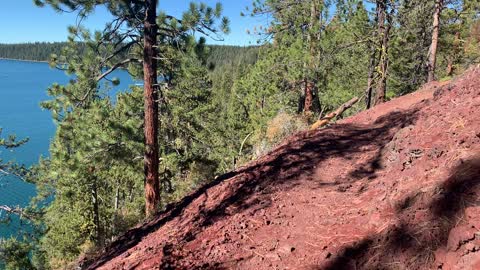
82,67 -> 480,270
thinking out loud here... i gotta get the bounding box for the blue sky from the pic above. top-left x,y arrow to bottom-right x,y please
0,1 -> 264,46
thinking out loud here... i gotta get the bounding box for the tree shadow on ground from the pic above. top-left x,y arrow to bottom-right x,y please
82,108 -> 420,269
319,156 -> 480,270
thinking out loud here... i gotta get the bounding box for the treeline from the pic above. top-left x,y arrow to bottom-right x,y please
0,42 -> 65,61
0,42 -> 259,68
0,0 -> 479,269
207,45 -> 260,70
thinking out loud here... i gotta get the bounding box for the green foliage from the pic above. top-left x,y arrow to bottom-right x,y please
207,45 -> 259,71
227,1 -> 372,158
0,238 -> 34,270
0,42 -> 259,75
0,129 -> 28,149
389,0 -> 434,95
0,131 -> 40,268
25,1 -> 234,268
2,0 -> 479,268
464,20 -> 480,61
0,129 -> 29,180
0,232 -> 47,270
36,89 -> 145,264
388,0 -> 480,95
317,2 -> 371,112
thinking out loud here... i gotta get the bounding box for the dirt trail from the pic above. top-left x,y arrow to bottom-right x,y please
82,67 -> 480,270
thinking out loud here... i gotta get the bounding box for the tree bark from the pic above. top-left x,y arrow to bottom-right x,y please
374,0 -> 390,106
365,42 -> 377,109
91,176 -> 104,247
303,0 -> 320,115
428,0 -> 443,82
112,184 -> 120,239
304,79 -> 314,113
143,0 -> 160,217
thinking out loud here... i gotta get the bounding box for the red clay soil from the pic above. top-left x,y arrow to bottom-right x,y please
81,67 -> 480,270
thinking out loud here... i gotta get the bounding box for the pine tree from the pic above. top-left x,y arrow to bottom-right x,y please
0,129 -> 28,179
427,0 -> 444,82
0,131 -> 37,270
142,0 -> 161,217
373,0 -> 395,105
389,0 -> 433,95
35,0 -> 229,217
27,0 -> 229,266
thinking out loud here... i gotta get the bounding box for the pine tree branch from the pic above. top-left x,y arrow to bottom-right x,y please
96,58 -> 141,82
103,39 -> 139,64
73,58 -> 141,106
0,205 -> 38,221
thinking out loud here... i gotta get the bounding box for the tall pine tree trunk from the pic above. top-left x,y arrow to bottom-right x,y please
374,0 -> 390,105
143,0 -> 160,217
304,79 -> 313,113
365,43 -> 377,109
428,0 -> 443,82
304,0 -> 320,115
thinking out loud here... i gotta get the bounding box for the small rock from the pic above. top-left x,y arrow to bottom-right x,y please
464,242 -> 476,252
265,253 -> 281,261
278,244 -> 295,254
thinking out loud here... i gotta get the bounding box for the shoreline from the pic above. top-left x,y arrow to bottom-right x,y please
0,57 -> 48,63
0,58 -> 140,82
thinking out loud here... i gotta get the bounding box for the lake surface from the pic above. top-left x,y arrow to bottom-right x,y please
0,59 -> 135,241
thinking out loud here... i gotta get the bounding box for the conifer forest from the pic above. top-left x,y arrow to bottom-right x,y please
0,0 -> 479,269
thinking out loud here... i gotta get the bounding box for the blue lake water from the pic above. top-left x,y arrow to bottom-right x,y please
0,59 -> 135,241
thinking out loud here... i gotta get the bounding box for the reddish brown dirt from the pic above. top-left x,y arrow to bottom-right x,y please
82,67 -> 480,270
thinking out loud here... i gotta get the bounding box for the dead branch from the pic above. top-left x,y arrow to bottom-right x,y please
0,205 -> 37,220
311,96 -> 360,130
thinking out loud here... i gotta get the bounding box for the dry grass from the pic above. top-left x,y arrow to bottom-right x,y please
254,112 -> 309,158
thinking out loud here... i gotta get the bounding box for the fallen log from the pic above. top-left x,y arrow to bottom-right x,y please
311,96 -> 360,130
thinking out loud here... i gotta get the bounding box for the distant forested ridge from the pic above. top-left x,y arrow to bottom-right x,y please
0,42 -> 66,62
207,45 -> 260,70
0,42 -> 259,67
